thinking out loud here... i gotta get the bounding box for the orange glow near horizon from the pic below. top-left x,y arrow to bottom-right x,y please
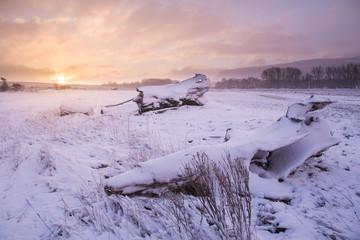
56,75 -> 67,85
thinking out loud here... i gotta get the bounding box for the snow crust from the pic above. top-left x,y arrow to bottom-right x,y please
1,89 -> 359,239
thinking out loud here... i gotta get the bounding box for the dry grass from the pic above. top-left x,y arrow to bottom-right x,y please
164,152 -> 252,240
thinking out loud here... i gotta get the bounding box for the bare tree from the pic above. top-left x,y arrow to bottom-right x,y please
216,63 -> 360,89
282,67 -> 302,88
346,63 -> 360,88
261,67 -> 282,88
1,77 -> 9,92
325,66 -> 335,88
311,66 -> 324,88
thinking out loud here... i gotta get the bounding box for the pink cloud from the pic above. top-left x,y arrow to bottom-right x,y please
0,63 -> 54,82
168,65 -> 222,79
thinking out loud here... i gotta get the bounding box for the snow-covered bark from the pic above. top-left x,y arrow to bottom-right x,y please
133,74 -> 209,114
104,96 -> 340,196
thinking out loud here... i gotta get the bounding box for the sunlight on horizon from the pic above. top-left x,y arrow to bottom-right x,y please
56,75 -> 68,85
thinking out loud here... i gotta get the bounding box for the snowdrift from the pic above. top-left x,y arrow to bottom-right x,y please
104,96 -> 340,196
60,101 -> 94,116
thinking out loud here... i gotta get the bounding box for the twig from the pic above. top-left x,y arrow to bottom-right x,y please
26,199 -> 56,238
105,99 -> 133,108
354,211 -> 360,222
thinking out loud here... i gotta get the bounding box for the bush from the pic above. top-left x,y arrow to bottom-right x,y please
54,83 -> 70,90
12,83 -> 24,91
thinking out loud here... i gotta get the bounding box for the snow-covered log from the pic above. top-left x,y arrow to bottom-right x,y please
104,96 -> 340,196
248,96 -> 338,178
133,74 -> 209,114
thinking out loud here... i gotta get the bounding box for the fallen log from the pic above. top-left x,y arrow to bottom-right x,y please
104,96 -> 340,196
133,73 -> 209,114
102,74 -> 209,114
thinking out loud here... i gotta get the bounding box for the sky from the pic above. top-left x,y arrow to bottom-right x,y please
0,0 -> 359,84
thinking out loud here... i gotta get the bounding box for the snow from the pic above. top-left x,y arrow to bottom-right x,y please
1,88 -> 359,239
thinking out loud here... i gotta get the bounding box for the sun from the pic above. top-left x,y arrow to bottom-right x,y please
56,75 -> 67,84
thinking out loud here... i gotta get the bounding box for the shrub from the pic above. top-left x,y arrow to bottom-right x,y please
12,83 -> 24,91
54,83 -> 70,90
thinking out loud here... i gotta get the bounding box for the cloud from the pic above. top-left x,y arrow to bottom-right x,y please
168,65 -> 222,80
0,62 -> 125,84
0,0 -> 359,83
175,26 -> 312,64
0,63 -> 54,82
106,1 -> 227,64
245,57 -> 267,67
121,1 -> 225,42
60,64 -> 127,83
0,0 -> 123,18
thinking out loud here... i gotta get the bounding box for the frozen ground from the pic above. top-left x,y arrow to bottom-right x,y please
0,89 -> 359,239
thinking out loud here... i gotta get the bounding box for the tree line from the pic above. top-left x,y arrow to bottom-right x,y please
0,77 -> 24,91
215,63 -> 360,89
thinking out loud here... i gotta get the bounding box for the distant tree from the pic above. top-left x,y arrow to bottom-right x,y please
245,76 -> 262,88
352,64 -> 360,88
291,67 -> 303,88
214,77 -> 262,89
325,66 -> 335,88
311,66 -> 324,88
339,64 -> 350,87
304,73 -> 313,89
101,81 -> 119,87
141,78 -> 176,86
1,77 -> 9,91
311,66 -> 324,80
229,78 -> 240,88
54,83 -> 70,90
214,79 -> 227,89
282,67 -> 302,88
334,66 -> 344,88
261,67 -> 282,88
12,83 -> 24,91
345,63 -> 360,88
216,62 -> 360,89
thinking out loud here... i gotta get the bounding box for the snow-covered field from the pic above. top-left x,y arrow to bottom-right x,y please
0,89 -> 359,239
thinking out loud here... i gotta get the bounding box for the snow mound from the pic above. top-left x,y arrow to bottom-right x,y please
60,101 -> 94,116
